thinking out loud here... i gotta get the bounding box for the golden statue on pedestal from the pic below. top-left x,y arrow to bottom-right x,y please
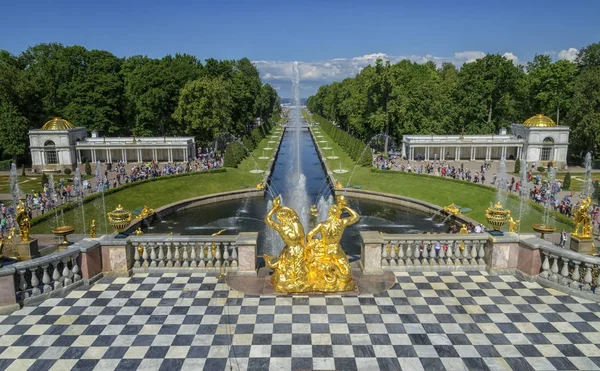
16,200 -> 31,242
508,217 -> 520,233
90,220 -> 97,238
264,195 -> 358,293
573,197 -> 593,238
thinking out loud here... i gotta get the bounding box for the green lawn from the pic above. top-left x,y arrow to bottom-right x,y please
30,132 -> 282,235
310,118 -> 573,233
0,174 -> 95,194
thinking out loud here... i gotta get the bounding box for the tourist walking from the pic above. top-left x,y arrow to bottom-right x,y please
559,228 -> 567,247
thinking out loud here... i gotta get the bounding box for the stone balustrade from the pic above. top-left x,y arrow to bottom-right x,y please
360,231 -> 489,273
129,233 -> 257,274
519,236 -> 599,300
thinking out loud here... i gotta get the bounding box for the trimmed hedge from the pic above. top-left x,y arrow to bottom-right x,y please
224,142 -> 247,168
31,168 -> 227,227
312,113 -> 372,167
370,168 -> 576,228
0,160 -> 12,171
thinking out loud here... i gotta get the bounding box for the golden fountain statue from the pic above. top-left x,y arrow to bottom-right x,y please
485,201 -> 510,231
16,200 -> 31,242
107,204 -> 132,234
573,197 -> 593,238
334,179 -> 344,189
264,195 -> 358,293
508,217 -> 520,233
256,181 -> 265,190
443,203 -> 461,216
139,205 -> 155,219
134,227 -> 144,236
90,220 -> 97,238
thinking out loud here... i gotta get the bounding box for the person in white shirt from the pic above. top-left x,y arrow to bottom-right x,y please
474,224 -> 482,233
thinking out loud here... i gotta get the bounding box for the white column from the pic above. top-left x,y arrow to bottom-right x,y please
425,147 -> 430,161
455,147 -> 460,161
441,147 -> 445,161
485,147 -> 490,161
402,142 -> 407,159
77,150 -> 81,164
123,149 -> 127,163
152,149 -> 157,161
184,147 -> 188,161
106,149 -> 111,163
470,147 -> 475,161
168,148 -> 173,163
91,149 -> 96,163
409,147 -> 414,161
138,149 -> 142,163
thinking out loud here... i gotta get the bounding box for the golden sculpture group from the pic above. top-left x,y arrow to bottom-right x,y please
573,196 -> 593,238
264,195 -> 358,293
443,203 -> 461,216
16,200 -> 31,242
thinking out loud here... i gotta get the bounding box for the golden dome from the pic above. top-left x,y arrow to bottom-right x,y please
41,117 -> 75,130
523,114 -> 556,127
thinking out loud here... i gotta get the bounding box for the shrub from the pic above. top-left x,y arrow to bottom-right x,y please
537,166 -> 545,173
85,160 -> 92,176
514,158 -> 521,174
64,168 -> 72,175
359,146 -> 373,167
0,159 -> 12,171
563,172 -> 571,190
593,180 -> 600,203
223,142 -> 247,168
41,172 -> 49,187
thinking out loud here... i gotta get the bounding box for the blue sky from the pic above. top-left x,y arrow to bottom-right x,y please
1,0 -> 599,97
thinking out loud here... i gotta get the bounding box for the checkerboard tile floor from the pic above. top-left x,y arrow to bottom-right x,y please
1,271 -> 600,371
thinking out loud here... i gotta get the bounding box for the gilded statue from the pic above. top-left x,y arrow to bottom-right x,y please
256,181 -> 265,190
90,220 -> 97,238
264,196 -> 309,292
508,217 -> 520,233
134,227 -> 144,236
306,195 -> 358,292
264,195 -> 358,293
573,197 -> 593,238
459,224 -> 468,250
334,180 -> 343,189
16,201 -> 31,242
139,205 -> 155,219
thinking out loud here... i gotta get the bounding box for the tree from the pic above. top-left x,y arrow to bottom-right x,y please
577,42 -> 600,67
567,66 -> 600,157
0,101 -> 29,161
454,54 -> 523,134
172,77 -> 233,146
563,172 -> 571,190
514,158 -> 521,174
85,160 -> 92,176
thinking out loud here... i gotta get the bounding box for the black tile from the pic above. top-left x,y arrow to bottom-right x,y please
496,323 -> 520,333
399,314 -> 419,323
271,345 -> 292,357
60,347 -> 87,359
485,334 -> 510,345
435,345 -> 460,357
524,333 -> 550,345
370,334 -> 391,345
311,323 -> 329,333
420,358 -> 446,370
474,345 -> 501,357
571,322 -> 597,332
12,335 -> 38,346
334,358 -> 358,371
273,323 -> 292,333
292,358 -> 314,371
203,358 -> 227,371
197,325 -> 217,334
252,334 -> 272,345
344,305 -> 363,314
132,335 -> 155,346
292,333 -> 312,345
292,314 -> 310,323
348,324 -> 368,334
212,334 -> 232,346
515,344 -> 543,357
447,334 -> 471,345
394,345 -> 418,357
20,346 -> 47,359
145,346 -> 169,359
328,314 -> 347,323
331,334 -> 351,345
256,314 -> 274,324
463,357 -> 491,371
352,345 -> 375,357
91,335 -> 116,347
377,358 -> 402,371
187,346 -> 210,358
120,325 -> 143,335
29,360 -> 56,371
563,332 -> 590,344
103,347 -> 128,359
182,315 -> 202,325
274,305 -> 292,314
158,359 -> 184,371
384,324 -> 405,333
556,344 -> 585,357
503,357 -> 534,371
229,345 -> 250,358
423,324 -> 444,334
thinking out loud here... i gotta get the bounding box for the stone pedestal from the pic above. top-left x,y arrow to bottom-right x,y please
236,232 -> 258,276
16,239 -> 40,260
570,235 -> 596,255
360,231 -> 384,275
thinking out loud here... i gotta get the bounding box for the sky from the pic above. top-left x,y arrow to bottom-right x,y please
1,0 -> 599,97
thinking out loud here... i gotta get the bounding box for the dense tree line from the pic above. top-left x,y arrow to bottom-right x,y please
307,42 -> 600,162
0,43 -> 281,161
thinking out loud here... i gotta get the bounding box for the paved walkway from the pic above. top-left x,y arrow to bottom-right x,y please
1,271 -> 599,371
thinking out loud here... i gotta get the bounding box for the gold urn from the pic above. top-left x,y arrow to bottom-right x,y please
485,202 -> 510,231
107,204 -> 132,234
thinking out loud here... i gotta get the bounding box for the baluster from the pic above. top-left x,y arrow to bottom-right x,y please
381,243 -> 389,266
30,267 -> 41,297
190,243 -> 198,267
470,242 -> 478,266
18,269 -> 29,299
52,261 -> 62,289
397,241 -> 405,266
231,243 -> 238,267
163,242 -> 171,267
214,242 -> 222,267
172,243 -> 180,267
422,241 -> 430,267
72,254 -> 81,282
438,241 -> 446,263
540,252 -> 550,279
142,244 -> 150,268
62,258 -> 72,287
199,243 -> 206,267
478,241 -> 486,265
455,241 -> 462,265
462,240 -> 470,265
134,243 -> 141,268
550,255 -> 559,282
207,243 -> 214,267
411,241 -> 420,267
42,264 -> 52,293
583,263 -> 593,291
570,260 -> 581,289
181,243 -> 189,267
223,242 -> 230,263
405,243 -> 413,266
446,241 -> 454,266
559,257 -> 570,286
150,243 -> 158,267
390,241 -> 398,266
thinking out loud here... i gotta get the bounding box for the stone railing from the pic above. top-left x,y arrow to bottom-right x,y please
0,239 -> 102,314
519,236 -> 599,300
360,231 -> 489,273
127,233 -> 257,275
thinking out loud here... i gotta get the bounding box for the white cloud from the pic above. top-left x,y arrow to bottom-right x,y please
454,51 -> 486,63
558,47 -> 579,62
502,52 -> 519,65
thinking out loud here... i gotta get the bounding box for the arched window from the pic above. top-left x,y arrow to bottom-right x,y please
44,140 -> 58,164
541,137 -> 554,161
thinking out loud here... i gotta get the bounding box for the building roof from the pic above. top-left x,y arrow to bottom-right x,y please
523,114 -> 556,127
41,117 -> 75,131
